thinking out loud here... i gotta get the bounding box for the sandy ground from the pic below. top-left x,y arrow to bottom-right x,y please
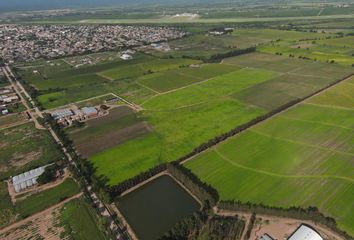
215,208 -> 345,240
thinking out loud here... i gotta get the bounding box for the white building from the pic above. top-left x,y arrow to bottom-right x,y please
12,165 -> 52,193
288,225 -> 323,240
120,54 -> 132,60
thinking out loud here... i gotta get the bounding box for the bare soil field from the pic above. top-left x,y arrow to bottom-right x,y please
68,106 -> 151,158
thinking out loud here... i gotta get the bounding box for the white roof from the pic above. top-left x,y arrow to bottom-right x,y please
288,225 -> 323,240
12,164 -> 53,192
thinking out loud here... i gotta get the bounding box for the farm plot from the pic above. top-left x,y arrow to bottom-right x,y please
68,106 -> 150,158
0,182 -> 16,228
0,197 -> 108,240
18,53 -> 196,109
0,123 -> 63,180
225,52 -> 353,109
90,68 -> 277,185
138,63 -> 239,92
15,178 -> 80,218
153,29 -> 325,60
185,79 -> 354,235
259,35 -> 354,65
90,54 -> 353,186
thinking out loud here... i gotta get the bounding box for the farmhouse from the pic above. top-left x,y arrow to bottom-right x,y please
82,107 -> 98,118
288,225 -> 323,240
51,108 -> 73,120
120,53 -> 133,60
12,164 -> 52,192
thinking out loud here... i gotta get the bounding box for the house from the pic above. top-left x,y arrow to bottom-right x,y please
120,53 -> 132,60
51,108 -> 73,120
288,225 -> 323,240
81,107 -> 98,118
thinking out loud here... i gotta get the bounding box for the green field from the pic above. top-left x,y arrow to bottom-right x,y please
60,197 -> 109,240
259,35 -> 354,65
0,182 -> 16,228
15,178 -> 80,218
89,53 -> 352,186
0,123 -> 64,180
185,79 -> 354,235
18,53 -> 198,109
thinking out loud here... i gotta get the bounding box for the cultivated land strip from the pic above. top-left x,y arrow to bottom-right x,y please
213,148 -> 353,183
249,129 -> 354,157
279,116 -> 354,131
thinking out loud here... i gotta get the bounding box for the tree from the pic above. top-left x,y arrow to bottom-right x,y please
37,164 -> 58,185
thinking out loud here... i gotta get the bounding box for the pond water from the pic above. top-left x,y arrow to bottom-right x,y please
117,175 -> 200,240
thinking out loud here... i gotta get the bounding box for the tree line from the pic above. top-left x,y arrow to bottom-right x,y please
166,163 -> 219,207
160,208 -> 245,240
219,201 -> 353,240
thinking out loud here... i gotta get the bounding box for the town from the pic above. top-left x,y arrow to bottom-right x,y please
0,24 -> 186,63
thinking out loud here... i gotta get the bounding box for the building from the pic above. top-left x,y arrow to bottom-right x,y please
12,165 -> 52,192
81,107 -> 98,118
259,234 -> 274,240
288,225 -> 323,240
51,108 -> 73,120
120,53 -> 132,60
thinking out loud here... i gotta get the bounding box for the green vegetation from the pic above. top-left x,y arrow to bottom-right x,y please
0,113 -> 24,128
259,35 -> 354,65
15,178 -> 80,218
161,213 -> 245,240
0,122 -> 64,179
0,182 -> 15,228
17,53 -> 198,109
60,197 -> 109,240
185,79 -> 354,235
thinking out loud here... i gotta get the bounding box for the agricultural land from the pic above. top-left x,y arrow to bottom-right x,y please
185,76 -> 354,235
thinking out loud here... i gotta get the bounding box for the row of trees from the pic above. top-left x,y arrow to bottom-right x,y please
207,47 -> 256,63
166,163 -> 219,207
219,201 -> 353,240
160,208 -> 245,240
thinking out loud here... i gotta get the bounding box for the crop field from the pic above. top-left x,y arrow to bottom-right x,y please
0,197 -> 108,240
0,122 -> 63,179
59,197 -> 109,240
224,52 -> 353,109
17,53 -> 198,109
0,182 -> 16,228
185,78 -> 354,235
151,29 -> 327,60
15,178 -> 80,218
68,106 -> 150,158
138,64 -> 238,92
259,35 -> 354,65
88,52 -> 353,186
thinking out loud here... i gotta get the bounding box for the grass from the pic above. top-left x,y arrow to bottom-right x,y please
18,53 -> 196,109
259,35 -> 354,65
60,197 -> 109,240
0,123 -> 64,180
15,178 -> 80,218
185,79 -> 354,235
0,182 -> 16,228
91,68 -> 276,185
0,114 -> 24,128
138,64 -> 239,92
